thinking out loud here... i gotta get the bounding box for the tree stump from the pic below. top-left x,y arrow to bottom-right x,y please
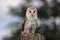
18,33 -> 45,40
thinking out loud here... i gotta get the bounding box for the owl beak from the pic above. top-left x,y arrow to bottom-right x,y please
31,14 -> 34,17
31,13 -> 34,16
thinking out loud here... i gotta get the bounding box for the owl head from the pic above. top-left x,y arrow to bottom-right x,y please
26,7 -> 38,18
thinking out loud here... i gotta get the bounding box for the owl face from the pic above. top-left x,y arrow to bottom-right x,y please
26,7 -> 37,18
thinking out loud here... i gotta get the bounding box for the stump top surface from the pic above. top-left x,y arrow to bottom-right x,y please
18,33 -> 45,40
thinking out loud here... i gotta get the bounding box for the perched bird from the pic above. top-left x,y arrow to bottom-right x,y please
21,7 -> 41,33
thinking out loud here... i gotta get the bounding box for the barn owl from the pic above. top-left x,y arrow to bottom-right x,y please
21,7 -> 41,33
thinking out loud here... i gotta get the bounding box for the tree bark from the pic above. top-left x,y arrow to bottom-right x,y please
18,33 -> 45,40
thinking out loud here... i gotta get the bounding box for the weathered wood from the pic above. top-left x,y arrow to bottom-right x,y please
18,33 -> 45,40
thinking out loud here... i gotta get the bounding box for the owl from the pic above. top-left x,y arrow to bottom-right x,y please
21,7 -> 41,33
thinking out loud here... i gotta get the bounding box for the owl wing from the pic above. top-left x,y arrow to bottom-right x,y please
21,17 -> 27,32
36,18 -> 41,28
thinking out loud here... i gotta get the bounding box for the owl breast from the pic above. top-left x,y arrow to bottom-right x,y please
24,19 -> 37,29
29,18 -> 37,25
24,19 -> 37,33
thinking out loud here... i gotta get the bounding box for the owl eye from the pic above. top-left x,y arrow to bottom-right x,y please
33,11 -> 35,13
29,10 -> 31,13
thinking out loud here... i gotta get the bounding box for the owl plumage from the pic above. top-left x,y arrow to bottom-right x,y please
21,7 -> 41,33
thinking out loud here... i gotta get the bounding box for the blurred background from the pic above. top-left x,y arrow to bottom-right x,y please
0,0 -> 60,40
